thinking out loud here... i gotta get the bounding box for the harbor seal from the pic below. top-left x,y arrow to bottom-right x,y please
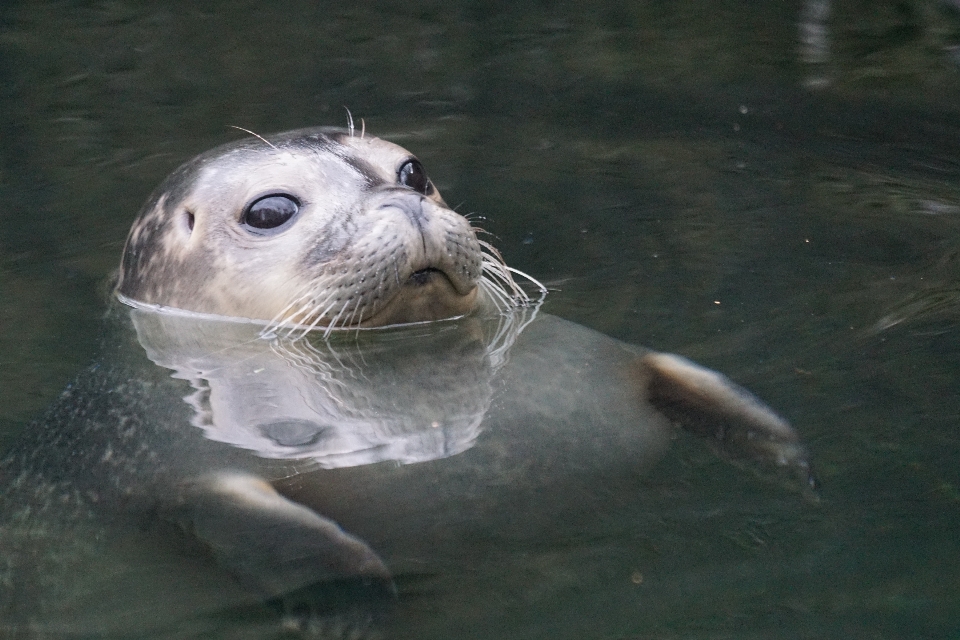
0,127 -> 815,638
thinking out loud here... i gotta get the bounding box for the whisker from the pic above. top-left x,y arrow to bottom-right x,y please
294,305 -> 329,340
323,302 -> 351,339
296,291 -> 343,340
344,301 -> 364,336
273,289 -> 333,341
479,251 -> 522,298
345,107 -> 355,137
228,125 -> 278,151
506,266 -> 547,302
480,280 -> 510,314
473,235 -> 548,311
277,298 -> 315,339
262,281 -> 316,335
351,303 -> 369,340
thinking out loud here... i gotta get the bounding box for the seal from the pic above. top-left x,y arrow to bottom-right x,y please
0,127 -> 816,638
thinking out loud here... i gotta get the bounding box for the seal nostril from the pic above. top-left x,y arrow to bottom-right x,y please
184,211 -> 195,233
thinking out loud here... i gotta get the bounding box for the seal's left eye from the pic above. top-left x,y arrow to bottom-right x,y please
241,194 -> 300,231
398,159 -> 434,195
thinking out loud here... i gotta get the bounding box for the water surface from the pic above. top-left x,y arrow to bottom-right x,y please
1,1 -> 959,637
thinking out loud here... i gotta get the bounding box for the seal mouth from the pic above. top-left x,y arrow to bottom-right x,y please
359,267 -> 479,328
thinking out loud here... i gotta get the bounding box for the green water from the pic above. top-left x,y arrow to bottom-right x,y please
2,0 -> 959,637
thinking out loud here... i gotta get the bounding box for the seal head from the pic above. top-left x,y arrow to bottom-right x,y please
117,127 -> 486,329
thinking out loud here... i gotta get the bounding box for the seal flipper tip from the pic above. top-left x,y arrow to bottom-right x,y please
640,352 -> 818,498
173,472 -> 394,601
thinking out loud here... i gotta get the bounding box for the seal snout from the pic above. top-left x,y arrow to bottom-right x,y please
376,192 -> 428,231
369,190 -> 482,298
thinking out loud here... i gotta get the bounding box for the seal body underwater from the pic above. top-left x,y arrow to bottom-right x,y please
0,127 -> 815,638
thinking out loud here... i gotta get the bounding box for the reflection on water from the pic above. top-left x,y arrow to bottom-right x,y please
1,0 -> 959,637
800,0 -> 832,88
129,300 -> 537,467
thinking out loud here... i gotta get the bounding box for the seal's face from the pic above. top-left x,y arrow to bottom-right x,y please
117,127 -> 490,330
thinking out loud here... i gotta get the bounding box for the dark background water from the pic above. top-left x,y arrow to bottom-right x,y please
2,0 -> 960,637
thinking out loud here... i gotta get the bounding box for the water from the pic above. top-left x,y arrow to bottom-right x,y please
2,0 -> 960,637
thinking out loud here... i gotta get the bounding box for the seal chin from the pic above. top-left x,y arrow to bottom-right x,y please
359,270 -> 479,327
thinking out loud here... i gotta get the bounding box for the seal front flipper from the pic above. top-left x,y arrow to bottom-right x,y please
173,471 -> 393,601
639,352 -> 818,496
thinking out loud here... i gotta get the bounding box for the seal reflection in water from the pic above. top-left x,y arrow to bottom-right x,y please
0,127 -> 815,638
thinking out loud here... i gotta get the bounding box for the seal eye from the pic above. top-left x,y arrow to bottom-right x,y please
241,194 -> 300,232
398,159 -> 433,195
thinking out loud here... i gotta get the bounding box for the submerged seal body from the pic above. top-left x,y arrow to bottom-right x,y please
0,128 -> 815,638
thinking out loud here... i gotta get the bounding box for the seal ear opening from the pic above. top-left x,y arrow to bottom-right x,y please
184,211 -> 195,233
